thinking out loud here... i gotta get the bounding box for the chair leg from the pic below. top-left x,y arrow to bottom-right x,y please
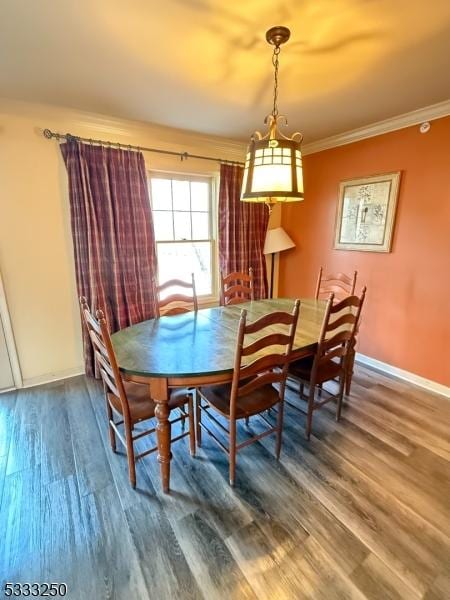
299,382 -> 304,398
195,391 -> 202,448
106,397 -> 117,453
275,400 -> 285,460
345,349 -> 355,396
305,385 -> 315,441
336,374 -> 346,422
187,394 -> 196,457
245,416 -> 250,427
229,419 -> 237,487
125,422 -> 137,488
344,373 -> 351,397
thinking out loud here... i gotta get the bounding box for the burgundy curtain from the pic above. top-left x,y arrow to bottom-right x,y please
218,164 -> 269,299
61,140 -> 158,375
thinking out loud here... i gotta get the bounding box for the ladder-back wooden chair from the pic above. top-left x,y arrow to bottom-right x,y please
79,297 -> 195,488
315,267 -> 359,395
315,267 -> 357,301
156,273 -> 198,316
288,287 -> 366,439
196,300 -> 300,486
220,268 -> 254,306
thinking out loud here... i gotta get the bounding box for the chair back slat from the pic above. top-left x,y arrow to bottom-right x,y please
241,352 -> 291,379
241,333 -> 292,357
156,273 -> 198,317
329,295 -> 361,312
158,278 -> 196,292
89,329 -> 112,366
244,310 -> 296,333
222,270 -> 253,285
315,267 -> 357,301
159,293 -> 196,308
220,268 -> 254,305
322,330 -> 352,351
89,330 -> 117,383
224,284 -> 253,297
93,348 -> 121,397
318,284 -> 352,298
326,312 -> 357,332
229,300 -> 300,413
323,272 -> 354,285
83,310 -> 101,334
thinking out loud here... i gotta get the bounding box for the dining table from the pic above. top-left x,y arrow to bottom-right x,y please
111,297 -> 327,493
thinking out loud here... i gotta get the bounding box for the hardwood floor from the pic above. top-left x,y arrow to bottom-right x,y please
0,365 -> 449,599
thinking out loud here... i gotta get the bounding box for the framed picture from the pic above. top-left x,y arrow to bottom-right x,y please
334,172 -> 401,252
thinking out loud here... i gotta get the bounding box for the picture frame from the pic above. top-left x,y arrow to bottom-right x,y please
334,172 -> 401,252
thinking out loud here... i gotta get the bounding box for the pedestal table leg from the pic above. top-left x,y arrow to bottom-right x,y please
151,378 -> 171,494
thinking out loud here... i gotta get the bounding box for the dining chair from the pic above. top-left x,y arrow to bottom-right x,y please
156,273 -> 198,316
287,287 -> 366,439
315,267 -> 359,394
315,267 -> 358,301
79,297 -> 195,488
196,299 -> 300,486
220,268 -> 254,306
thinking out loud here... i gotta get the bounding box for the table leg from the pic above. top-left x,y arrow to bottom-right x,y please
150,378 -> 171,493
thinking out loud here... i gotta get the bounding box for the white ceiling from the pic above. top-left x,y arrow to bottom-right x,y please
1,0 -> 449,142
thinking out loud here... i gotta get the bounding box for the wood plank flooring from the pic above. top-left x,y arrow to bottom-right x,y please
0,365 -> 449,599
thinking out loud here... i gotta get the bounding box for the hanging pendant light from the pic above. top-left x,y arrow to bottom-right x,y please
241,26 -> 304,211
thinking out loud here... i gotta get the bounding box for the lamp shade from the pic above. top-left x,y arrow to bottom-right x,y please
241,135 -> 304,204
240,26 -> 304,207
263,227 -> 296,255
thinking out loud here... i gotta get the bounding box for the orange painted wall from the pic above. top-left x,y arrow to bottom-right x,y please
279,116 -> 450,386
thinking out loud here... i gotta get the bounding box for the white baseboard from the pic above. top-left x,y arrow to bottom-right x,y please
355,353 -> 450,399
302,100 -> 450,155
21,366 -> 85,390
0,386 -> 16,394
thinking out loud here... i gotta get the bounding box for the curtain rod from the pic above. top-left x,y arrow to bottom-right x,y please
43,128 -> 245,166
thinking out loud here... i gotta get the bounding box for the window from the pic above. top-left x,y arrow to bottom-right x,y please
149,173 -> 216,297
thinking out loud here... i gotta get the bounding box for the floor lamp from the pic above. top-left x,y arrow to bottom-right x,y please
264,227 -> 296,299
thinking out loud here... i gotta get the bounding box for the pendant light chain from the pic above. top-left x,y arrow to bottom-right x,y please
271,45 -> 281,118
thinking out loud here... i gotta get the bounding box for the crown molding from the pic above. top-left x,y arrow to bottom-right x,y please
0,97 -> 247,160
3,97 -> 449,160
68,112 -> 247,158
302,100 -> 450,155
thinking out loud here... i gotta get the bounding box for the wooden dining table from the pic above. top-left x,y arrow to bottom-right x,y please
111,298 -> 326,493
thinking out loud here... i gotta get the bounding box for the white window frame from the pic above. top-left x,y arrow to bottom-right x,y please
149,171 -> 219,304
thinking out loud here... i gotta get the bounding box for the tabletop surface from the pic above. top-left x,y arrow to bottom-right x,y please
111,298 -> 327,379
